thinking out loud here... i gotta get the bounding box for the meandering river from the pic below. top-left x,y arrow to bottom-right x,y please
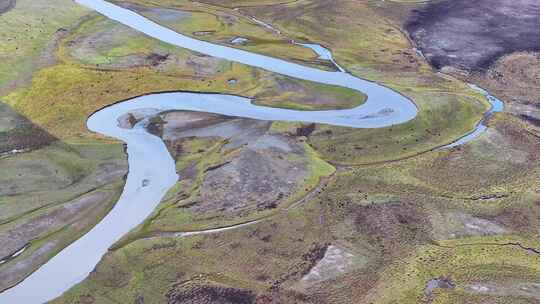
0,0 -> 501,302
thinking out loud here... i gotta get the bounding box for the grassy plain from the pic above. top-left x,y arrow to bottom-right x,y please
51,0 -> 540,303
115,0 -> 490,164
56,114 -> 540,302
2,0 -> 538,303
0,0 -> 363,290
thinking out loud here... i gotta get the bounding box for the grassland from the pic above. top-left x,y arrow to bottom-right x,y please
112,0 -> 490,165
0,0 -> 131,291
0,0 -> 89,95
47,0 -> 540,303
0,139 -> 127,291
2,0 -> 539,302
4,12 -> 366,140
53,197 -> 332,304
54,112 -> 540,303
0,0 -> 364,291
112,0 -> 329,68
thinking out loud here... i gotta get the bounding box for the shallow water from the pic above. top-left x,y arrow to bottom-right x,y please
441,84 -> 504,149
296,42 -> 345,72
0,1 -> 419,302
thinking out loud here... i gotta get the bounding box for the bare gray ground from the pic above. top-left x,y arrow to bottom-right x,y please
407,0 -> 540,70
146,110 -> 312,219
301,245 -> 356,286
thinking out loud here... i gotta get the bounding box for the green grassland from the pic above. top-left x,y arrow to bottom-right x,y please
0,0 -> 89,95
47,0 -> 540,303
111,0 -> 328,68
1,0 -> 538,302
114,0 -> 490,165
4,12 -> 365,140
0,139 -> 127,291
0,0 -> 131,290
0,0 -> 364,290
0,140 -> 126,223
53,199 -> 332,304
54,116 -> 540,302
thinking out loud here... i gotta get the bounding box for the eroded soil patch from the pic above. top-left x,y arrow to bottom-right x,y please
407,0 -> 540,70
156,111 -> 310,216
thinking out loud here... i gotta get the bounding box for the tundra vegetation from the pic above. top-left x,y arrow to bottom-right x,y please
0,0 -> 539,303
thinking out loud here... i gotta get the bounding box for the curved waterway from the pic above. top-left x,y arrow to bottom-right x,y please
1,0 -> 421,302
441,84 -> 504,148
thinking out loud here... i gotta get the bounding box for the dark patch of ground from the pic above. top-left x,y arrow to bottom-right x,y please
270,242 -> 329,289
521,114 -> 540,127
407,0 -> 540,70
489,201 -> 540,235
0,0 -> 15,15
295,123 -> 316,137
166,281 -> 256,304
256,290 -> 312,304
167,282 -> 312,304
0,102 -> 57,154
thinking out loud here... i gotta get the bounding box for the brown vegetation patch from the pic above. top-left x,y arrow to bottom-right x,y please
352,201 -> 431,256
166,281 -> 256,304
413,116 -> 540,195
482,53 -> 540,104
488,201 -> 540,235
255,290 -> 311,304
